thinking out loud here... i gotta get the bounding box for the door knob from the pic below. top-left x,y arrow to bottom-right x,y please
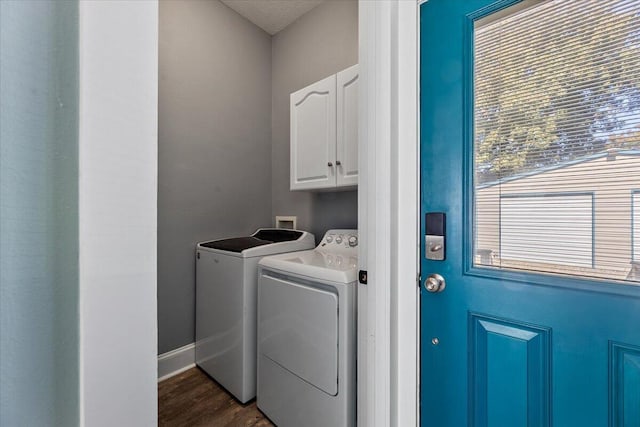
424,273 -> 446,293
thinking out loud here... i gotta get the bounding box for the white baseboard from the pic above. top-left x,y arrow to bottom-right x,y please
158,343 -> 196,382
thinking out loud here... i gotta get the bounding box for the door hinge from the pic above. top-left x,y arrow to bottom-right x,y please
359,270 -> 368,285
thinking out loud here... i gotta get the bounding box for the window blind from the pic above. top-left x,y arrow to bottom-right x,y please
473,0 -> 640,283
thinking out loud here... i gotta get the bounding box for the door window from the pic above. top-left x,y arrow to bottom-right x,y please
473,0 -> 640,283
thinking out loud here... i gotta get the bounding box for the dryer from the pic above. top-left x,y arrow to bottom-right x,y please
195,228 -> 315,403
257,229 -> 358,427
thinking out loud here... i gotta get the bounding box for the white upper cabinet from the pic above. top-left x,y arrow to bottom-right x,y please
290,65 -> 359,191
290,75 -> 337,191
336,64 -> 359,188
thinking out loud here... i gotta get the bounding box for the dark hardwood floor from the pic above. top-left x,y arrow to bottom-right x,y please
159,367 -> 274,427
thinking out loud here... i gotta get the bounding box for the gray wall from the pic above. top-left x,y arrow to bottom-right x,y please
158,0 -> 272,353
271,0 -> 359,240
158,0 -> 358,354
0,1 -> 79,425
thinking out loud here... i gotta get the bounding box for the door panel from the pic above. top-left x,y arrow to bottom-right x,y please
290,75 -> 336,190
610,342 -> 640,426
336,64 -> 359,187
469,314 -> 550,427
420,1 -> 640,426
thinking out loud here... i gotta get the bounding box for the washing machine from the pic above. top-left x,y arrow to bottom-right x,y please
195,228 -> 315,403
257,229 -> 358,427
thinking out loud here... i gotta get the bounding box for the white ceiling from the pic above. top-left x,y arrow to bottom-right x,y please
221,0 -> 325,35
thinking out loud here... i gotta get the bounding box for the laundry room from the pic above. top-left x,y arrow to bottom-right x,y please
157,0 -> 359,425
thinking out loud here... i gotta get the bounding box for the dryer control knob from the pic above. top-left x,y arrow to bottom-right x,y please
348,236 -> 358,247
326,235 -> 333,243
335,235 -> 343,244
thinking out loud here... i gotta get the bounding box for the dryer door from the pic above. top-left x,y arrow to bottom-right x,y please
259,272 -> 338,396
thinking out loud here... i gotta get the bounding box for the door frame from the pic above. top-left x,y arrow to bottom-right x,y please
76,0 -> 420,425
358,1 -> 420,425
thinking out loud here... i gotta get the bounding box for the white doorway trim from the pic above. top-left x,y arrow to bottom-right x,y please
358,1 -> 419,425
78,1 -> 158,425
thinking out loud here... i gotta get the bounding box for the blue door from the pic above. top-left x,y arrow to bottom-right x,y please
420,1 -> 640,426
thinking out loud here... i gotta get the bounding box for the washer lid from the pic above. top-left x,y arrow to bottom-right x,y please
197,229 -> 311,256
252,229 -> 303,242
200,236 -> 271,253
259,249 -> 358,283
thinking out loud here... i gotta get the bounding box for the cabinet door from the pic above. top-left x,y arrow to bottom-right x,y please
336,64 -> 359,188
290,75 -> 336,190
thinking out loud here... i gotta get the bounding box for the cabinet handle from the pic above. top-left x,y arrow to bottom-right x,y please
328,162 -> 333,167
336,160 -> 341,166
